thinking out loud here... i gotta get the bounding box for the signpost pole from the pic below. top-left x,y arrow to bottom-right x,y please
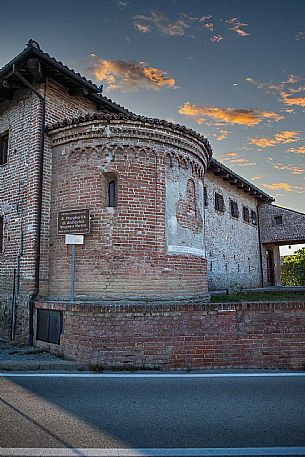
70,244 -> 75,303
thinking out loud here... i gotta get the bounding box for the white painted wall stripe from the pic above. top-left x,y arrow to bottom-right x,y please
1,372 -> 305,378
1,448 -> 305,456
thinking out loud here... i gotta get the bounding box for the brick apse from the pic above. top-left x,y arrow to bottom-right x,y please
1,41 -> 305,369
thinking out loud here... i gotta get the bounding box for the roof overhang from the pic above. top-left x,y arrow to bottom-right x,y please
0,40 -> 128,114
208,158 -> 274,203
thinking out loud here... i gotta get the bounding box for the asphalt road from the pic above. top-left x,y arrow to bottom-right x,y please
1,372 -> 305,456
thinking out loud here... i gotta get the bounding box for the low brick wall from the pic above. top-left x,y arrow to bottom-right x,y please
34,300 -> 305,370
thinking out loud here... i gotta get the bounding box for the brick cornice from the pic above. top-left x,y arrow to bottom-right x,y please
47,116 -> 211,173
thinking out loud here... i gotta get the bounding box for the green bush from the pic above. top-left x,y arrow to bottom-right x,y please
281,247 -> 305,286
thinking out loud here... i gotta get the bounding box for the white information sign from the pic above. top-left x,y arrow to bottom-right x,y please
65,234 -> 84,245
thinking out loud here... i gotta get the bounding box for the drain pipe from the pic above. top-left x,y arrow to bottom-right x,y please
13,64 -> 46,345
10,269 -> 16,340
11,180 -> 24,340
256,202 -> 264,288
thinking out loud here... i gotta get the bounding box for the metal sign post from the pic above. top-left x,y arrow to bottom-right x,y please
57,209 -> 90,303
71,244 -> 76,303
65,234 -> 85,303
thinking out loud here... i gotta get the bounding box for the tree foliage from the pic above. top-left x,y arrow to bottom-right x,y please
281,247 -> 305,286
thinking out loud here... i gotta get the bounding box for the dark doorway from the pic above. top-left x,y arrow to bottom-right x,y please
266,250 -> 275,286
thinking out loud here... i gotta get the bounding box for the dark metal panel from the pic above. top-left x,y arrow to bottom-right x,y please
48,311 -> 62,344
36,309 -> 49,342
36,309 -> 62,344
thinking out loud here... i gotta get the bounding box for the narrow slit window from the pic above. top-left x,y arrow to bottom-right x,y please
215,193 -> 225,212
0,132 -> 9,166
108,180 -> 116,207
203,187 -> 208,207
0,216 -> 4,253
243,206 -> 250,223
230,200 -> 239,218
251,210 -> 257,225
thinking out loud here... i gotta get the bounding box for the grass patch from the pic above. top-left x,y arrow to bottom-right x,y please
210,290 -> 305,303
23,348 -> 47,355
90,363 -> 160,372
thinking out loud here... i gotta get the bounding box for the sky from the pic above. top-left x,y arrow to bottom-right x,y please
1,0 -> 305,219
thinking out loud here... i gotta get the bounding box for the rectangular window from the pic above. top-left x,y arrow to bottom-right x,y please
0,216 -> 3,253
243,206 -> 250,223
203,187 -> 208,207
274,215 -> 283,225
36,309 -> 62,344
108,180 -> 116,207
251,210 -> 257,225
215,193 -> 225,212
230,200 -> 239,218
0,132 -> 9,166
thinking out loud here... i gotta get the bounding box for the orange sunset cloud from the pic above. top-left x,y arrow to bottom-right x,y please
249,131 -> 300,148
288,146 -> 305,154
179,102 -> 283,126
263,182 -> 305,193
90,54 -> 176,91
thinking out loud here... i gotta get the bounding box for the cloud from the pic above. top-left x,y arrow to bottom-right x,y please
273,163 -> 305,175
216,130 -> 229,140
135,24 -> 151,33
274,131 -> 301,143
246,75 -> 305,109
225,17 -> 250,37
288,146 -> 305,154
134,12 -> 191,36
221,152 -> 256,167
222,152 -> 238,160
90,54 -> 176,91
202,22 -> 214,32
295,31 -> 305,40
229,158 -> 256,166
246,75 -> 300,92
179,102 -> 283,126
210,34 -> 224,43
200,15 -> 212,21
280,91 -> 305,108
249,131 -> 300,148
262,182 -> 305,193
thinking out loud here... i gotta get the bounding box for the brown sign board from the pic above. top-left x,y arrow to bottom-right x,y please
57,209 -> 90,235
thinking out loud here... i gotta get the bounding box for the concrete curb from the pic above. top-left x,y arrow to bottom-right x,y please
0,360 -> 91,371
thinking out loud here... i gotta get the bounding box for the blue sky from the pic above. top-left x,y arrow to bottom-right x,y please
1,0 -> 305,215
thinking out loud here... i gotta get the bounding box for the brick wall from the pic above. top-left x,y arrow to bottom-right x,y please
0,78 -> 107,341
35,299 -> 305,370
47,118 -> 210,301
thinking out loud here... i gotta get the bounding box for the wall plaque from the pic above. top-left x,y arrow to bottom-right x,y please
57,209 -> 90,235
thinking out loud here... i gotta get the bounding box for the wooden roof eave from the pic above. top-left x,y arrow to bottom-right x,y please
208,158 -> 274,203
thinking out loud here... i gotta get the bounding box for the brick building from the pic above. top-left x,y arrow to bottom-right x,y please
1,41 -> 305,368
